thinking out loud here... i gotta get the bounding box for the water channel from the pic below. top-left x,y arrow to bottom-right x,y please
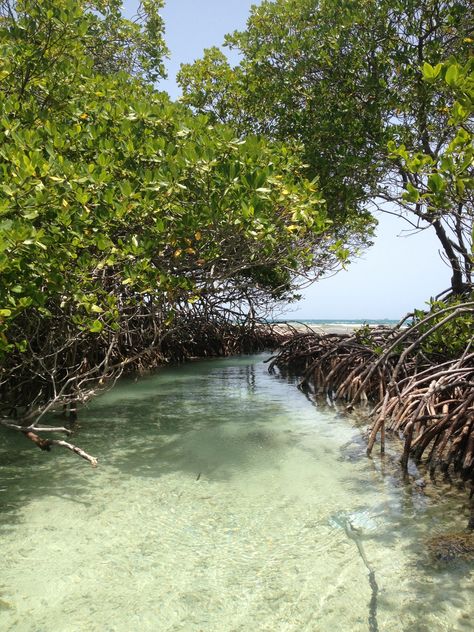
0,354 -> 472,631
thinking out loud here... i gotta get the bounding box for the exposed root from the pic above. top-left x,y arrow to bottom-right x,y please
269,300 -> 474,486
1,318 -> 289,465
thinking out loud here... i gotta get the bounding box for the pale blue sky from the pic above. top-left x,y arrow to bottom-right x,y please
123,0 -> 451,319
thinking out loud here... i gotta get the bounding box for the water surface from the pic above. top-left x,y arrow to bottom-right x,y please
0,354 -> 472,631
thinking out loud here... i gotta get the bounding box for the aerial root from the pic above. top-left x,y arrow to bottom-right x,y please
1,319 -> 290,466
268,304 -> 474,483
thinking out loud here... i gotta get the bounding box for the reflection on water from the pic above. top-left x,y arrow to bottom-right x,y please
0,354 -> 472,632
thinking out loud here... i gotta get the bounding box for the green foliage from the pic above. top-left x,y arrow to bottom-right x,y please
178,0 -> 383,247
413,295 -> 474,359
354,323 -> 399,356
389,56 -> 473,292
0,0 -> 339,365
0,0 -> 168,87
354,324 -> 381,353
392,58 -> 473,208
84,0 -> 168,81
178,0 -> 473,292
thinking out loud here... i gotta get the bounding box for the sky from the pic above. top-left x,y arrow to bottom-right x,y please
123,0 -> 451,320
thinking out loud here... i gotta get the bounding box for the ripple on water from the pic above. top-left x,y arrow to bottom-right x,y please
0,354 -> 472,632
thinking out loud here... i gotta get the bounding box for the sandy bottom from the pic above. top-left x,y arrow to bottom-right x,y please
0,355 -> 472,631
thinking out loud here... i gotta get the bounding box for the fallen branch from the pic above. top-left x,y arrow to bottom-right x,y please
50,439 -> 98,467
22,430 -> 98,466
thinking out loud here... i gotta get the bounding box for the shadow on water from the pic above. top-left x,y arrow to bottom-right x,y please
292,384 -> 474,630
0,356 -> 280,525
76,356 -> 290,482
1,353 -> 473,631
93,404 -> 288,483
332,443 -> 474,631
0,431 -> 96,532
395,477 -> 473,631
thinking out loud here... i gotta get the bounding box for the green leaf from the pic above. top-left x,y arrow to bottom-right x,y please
428,173 -> 445,193
404,182 -> 420,203
89,319 -> 103,333
422,62 -> 441,82
15,340 -> 27,353
95,234 -> 109,251
120,181 -> 133,197
445,64 -> 459,87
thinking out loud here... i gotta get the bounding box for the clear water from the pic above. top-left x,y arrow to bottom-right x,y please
0,354 -> 472,632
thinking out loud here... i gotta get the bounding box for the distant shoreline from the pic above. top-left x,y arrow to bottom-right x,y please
271,320 -> 399,336
277,318 -> 399,325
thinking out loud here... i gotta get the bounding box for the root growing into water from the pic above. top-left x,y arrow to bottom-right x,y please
268,300 -> 474,490
1,319 -> 290,465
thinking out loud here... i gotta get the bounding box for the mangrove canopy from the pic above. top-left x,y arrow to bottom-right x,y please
0,0 -> 361,461
178,0 -> 473,293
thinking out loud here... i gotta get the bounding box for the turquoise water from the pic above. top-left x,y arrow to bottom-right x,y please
0,354 -> 472,631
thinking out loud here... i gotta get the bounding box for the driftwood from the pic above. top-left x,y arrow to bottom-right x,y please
268,302 -> 474,488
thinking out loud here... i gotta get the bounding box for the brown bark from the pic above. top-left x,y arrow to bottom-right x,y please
23,431 -> 52,451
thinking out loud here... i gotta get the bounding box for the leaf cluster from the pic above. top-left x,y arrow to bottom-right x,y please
412,294 -> 474,359
178,0 -> 384,243
0,0 -> 349,422
178,0 -> 473,292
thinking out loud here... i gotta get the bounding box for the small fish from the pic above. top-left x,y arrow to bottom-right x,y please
196,472 -> 201,481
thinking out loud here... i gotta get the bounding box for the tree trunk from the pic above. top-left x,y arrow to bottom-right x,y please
432,219 -> 467,295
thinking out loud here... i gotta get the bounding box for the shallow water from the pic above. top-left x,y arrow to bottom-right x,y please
0,354 -> 472,632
